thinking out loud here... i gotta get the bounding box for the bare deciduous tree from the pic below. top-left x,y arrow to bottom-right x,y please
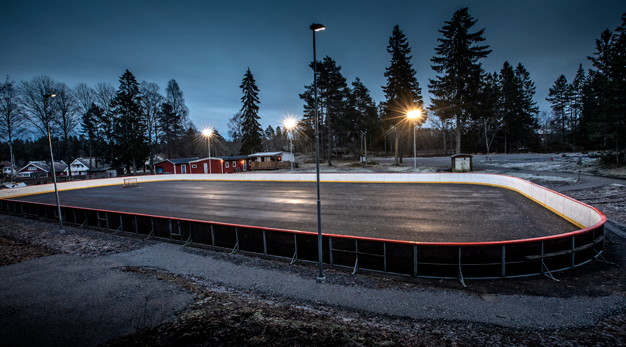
0,75 -> 27,174
19,75 -> 58,138
54,82 -> 79,175
140,81 -> 163,174
94,82 -> 116,163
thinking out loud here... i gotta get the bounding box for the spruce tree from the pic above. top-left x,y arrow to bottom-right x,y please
239,68 -> 262,155
500,62 -> 539,152
569,64 -> 586,149
347,77 -> 379,159
319,57 -> 347,166
546,74 -> 570,143
158,102 -> 182,159
382,25 -> 422,165
429,7 -> 491,154
111,69 -> 147,174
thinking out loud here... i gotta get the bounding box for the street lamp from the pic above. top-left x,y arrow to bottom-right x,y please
202,128 -> 213,174
407,109 -> 421,173
43,93 -> 64,231
310,22 -> 325,284
283,118 -> 297,172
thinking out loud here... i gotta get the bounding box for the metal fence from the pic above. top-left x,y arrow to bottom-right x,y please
0,199 -> 606,285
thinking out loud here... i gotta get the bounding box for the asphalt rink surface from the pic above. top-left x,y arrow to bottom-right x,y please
16,181 -> 579,242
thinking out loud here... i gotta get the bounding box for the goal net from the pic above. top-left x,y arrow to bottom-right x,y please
123,178 -> 138,188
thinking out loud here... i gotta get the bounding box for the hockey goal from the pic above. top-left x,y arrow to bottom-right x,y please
123,178 -> 138,188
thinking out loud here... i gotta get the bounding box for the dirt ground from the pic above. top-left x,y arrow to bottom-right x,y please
2,211 -> 626,346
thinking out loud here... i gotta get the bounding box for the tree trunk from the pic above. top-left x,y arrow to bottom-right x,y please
132,157 -> 137,175
504,131 -> 507,154
327,111 -> 332,166
394,128 -> 399,166
442,123 -> 447,155
455,115 -> 461,154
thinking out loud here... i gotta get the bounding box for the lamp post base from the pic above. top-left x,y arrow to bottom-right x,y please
316,276 -> 326,284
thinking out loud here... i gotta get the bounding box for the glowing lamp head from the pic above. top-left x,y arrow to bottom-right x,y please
202,128 -> 213,137
310,23 -> 326,32
407,110 -> 421,120
284,118 -> 297,130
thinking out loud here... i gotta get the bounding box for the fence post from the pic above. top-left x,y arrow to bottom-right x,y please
501,244 -> 506,278
262,230 -> 267,255
413,245 -> 417,278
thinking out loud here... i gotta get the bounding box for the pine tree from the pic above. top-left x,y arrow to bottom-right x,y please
569,64 -> 586,149
382,25 -> 423,165
239,68 -> 262,155
319,57 -> 347,166
346,77 -> 380,158
477,72 -> 501,155
429,7 -> 491,154
299,57 -> 348,165
546,74 -> 571,143
82,103 -> 102,169
500,62 -> 539,152
112,69 -> 147,174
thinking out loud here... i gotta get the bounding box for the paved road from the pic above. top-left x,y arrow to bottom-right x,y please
0,254 -> 193,347
16,181 -> 577,242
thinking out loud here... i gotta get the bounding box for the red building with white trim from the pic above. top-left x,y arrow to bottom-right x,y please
217,155 -> 251,173
155,157 -> 224,174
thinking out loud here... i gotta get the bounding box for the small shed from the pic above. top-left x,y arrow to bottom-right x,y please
451,154 -> 473,172
249,152 -> 292,170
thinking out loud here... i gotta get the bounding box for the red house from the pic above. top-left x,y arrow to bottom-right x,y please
216,155 -> 251,173
17,161 -> 68,178
188,158 -> 224,174
155,157 -> 223,174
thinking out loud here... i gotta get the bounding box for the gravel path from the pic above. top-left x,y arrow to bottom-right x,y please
110,242 -> 625,330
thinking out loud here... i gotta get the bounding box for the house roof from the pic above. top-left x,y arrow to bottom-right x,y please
18,161 -> 67,173
248,152 -> 284,158
214,155 -> 250,161
156,157 -> 200,165
0,161 -> 17,168
188,157 -> 233,163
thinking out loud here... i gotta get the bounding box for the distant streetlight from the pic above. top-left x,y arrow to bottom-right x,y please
407,109 -> 421,173
43,93 -> 64,231
202,128 -> 213,174
310,22 -> 325,284
283,118 -> 297,172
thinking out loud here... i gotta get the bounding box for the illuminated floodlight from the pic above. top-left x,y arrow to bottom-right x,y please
407,109 -> 421,120
310,23 -> 326,31
202,128 -> 213,137
283,117 -> 298,130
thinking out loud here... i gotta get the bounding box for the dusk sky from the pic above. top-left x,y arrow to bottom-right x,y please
1,0 -> 623,137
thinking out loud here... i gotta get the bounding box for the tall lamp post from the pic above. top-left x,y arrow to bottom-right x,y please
43,93 -> 64,231
202,128 -> 213,174
284,118 -> 297,172
310,22 -> 325,284
407,110 -> 421,173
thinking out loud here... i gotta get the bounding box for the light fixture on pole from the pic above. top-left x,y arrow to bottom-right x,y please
43,93 -> 64,231
407,110 -> 421,173
202,128 -> 213,174
284,118 -> 297,172
310,22 -> 325,284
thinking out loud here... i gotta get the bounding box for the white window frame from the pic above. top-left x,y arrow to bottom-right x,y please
225,162 -> 229,168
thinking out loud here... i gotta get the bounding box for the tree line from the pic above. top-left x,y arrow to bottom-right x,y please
272,8 -> 625,166
0,70 -> 227,174
2,8 -> 625,172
